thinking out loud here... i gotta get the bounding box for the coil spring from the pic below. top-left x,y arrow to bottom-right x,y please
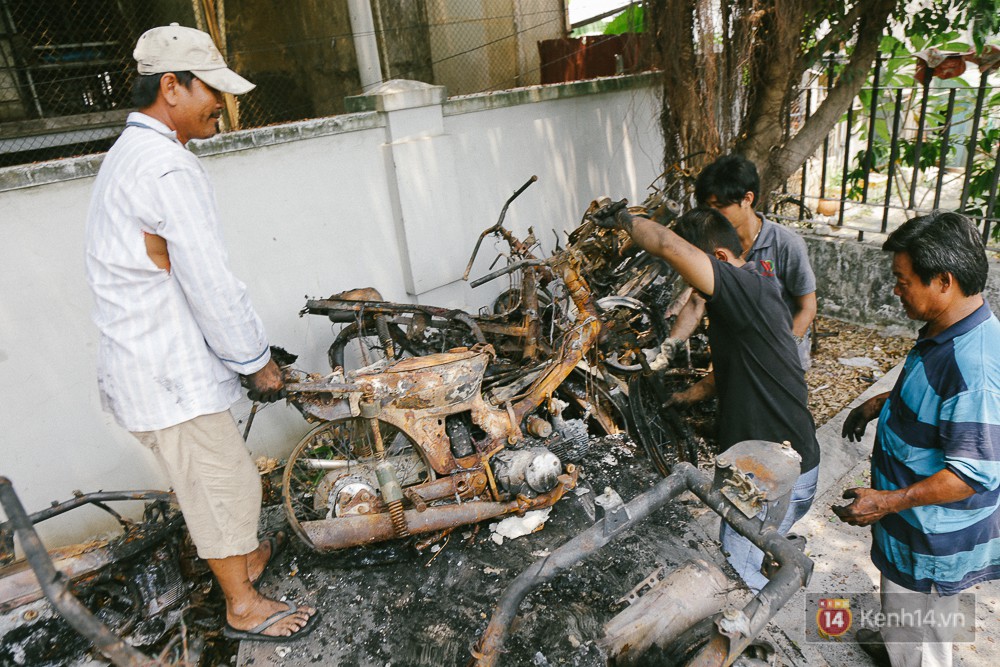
388,499 -> 409,537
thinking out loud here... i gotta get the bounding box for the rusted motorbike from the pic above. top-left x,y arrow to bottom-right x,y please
280,223 -> 602,552
0,481 -> 192,666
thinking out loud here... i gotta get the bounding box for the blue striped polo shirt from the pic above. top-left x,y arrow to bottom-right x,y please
871,300 -> 1000,595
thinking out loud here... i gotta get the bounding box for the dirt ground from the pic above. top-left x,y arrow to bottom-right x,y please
805,316 -> 912,424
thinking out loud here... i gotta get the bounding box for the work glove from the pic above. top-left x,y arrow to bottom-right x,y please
648,337 -> 683,371
589,199 -> 633,231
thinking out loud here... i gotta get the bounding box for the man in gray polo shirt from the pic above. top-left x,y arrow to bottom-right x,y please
653,154 -> 817,370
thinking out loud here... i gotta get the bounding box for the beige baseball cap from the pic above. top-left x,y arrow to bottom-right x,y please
134,23 -> 254,95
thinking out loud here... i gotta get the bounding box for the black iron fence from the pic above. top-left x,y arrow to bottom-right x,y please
767,51 -> 999,245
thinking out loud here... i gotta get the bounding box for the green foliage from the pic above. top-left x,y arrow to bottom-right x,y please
603,5 -> 645,35
968,0 -> 1000,51
837,0 -> 998,226
905,0 -> 999,52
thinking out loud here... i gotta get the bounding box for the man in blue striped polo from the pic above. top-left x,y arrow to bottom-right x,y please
837,211 -> 1000,667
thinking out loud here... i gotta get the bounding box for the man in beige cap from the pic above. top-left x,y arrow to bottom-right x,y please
85,24 -> 317,641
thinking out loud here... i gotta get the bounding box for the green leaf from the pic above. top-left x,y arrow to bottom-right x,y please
875,117 -> 890,142
603,5 -> 644,35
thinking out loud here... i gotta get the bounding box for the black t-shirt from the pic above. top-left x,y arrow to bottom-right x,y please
704,258 -> 820,473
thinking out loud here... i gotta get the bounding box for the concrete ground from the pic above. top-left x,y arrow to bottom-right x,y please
687,364 -> 1000,667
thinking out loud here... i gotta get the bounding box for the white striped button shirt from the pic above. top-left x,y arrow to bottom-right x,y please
85,112 -> 270,432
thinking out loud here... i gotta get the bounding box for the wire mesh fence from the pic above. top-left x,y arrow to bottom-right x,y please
0,1 -> 664,168
0,0 -> 172,165
2,1 -> 646,167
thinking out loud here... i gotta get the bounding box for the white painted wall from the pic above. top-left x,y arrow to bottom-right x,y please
0,74 -> 663,546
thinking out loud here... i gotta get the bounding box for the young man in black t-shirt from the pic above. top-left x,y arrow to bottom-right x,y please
595,205 -> 820,592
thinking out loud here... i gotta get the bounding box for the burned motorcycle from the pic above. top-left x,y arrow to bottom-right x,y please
0,481 -> 191,666
280,241 -> 601,553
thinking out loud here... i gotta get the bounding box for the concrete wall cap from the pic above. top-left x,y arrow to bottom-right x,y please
346,79 -> 447,113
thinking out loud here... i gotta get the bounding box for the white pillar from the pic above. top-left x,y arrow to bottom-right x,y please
347,80 -> 462,296
347,0 -> 384,92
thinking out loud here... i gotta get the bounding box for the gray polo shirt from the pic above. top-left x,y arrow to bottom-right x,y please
745,215 -> 817,318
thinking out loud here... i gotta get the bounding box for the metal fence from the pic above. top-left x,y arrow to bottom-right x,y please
9,1 -> 994,243
0,0 -> 164,165
768,52 -> 999,245
0,0 -> 578,167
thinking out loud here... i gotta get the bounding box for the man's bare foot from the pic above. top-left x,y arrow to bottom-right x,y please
227,592 -> 316,638
247,531 -> 286,585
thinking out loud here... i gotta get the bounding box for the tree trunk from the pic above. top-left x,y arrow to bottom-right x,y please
754,0 -> 897,199
651,0 -> 900,206
650,0 -> 731,179
737,0 -> 809,188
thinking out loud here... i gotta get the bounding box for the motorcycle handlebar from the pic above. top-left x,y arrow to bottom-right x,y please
463,175 -> 538,281
469,258 -> 547,288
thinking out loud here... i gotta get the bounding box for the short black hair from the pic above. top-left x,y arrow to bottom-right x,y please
695,154 -> 760,209
131,71 -> 196,108
882,211 -> 988,296
673,206 -> 744,257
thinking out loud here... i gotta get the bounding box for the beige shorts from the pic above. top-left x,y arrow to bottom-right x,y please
133,411 -> 261,560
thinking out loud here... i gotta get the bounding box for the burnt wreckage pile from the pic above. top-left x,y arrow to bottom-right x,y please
0,177 -> 812,666
276,178 -> 811,665
280,177 -> 702,555
0,487 -> 197,666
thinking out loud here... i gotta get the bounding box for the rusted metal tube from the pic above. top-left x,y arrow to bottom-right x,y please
301,300 -> 487,345
520,267 -> 541,361
303,474 -> 575,551
469,259 -> 547,289
0,477 -> 153,667
2,490 -> 175,528
303,499 -> 518,551
513,259 -> 601,422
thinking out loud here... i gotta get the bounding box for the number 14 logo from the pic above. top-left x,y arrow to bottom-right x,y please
816,598 -> 853,639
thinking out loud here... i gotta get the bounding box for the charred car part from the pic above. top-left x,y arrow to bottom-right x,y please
0,480 -> 188,667
491,448 -> 562,497
470,440 -> 813,667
